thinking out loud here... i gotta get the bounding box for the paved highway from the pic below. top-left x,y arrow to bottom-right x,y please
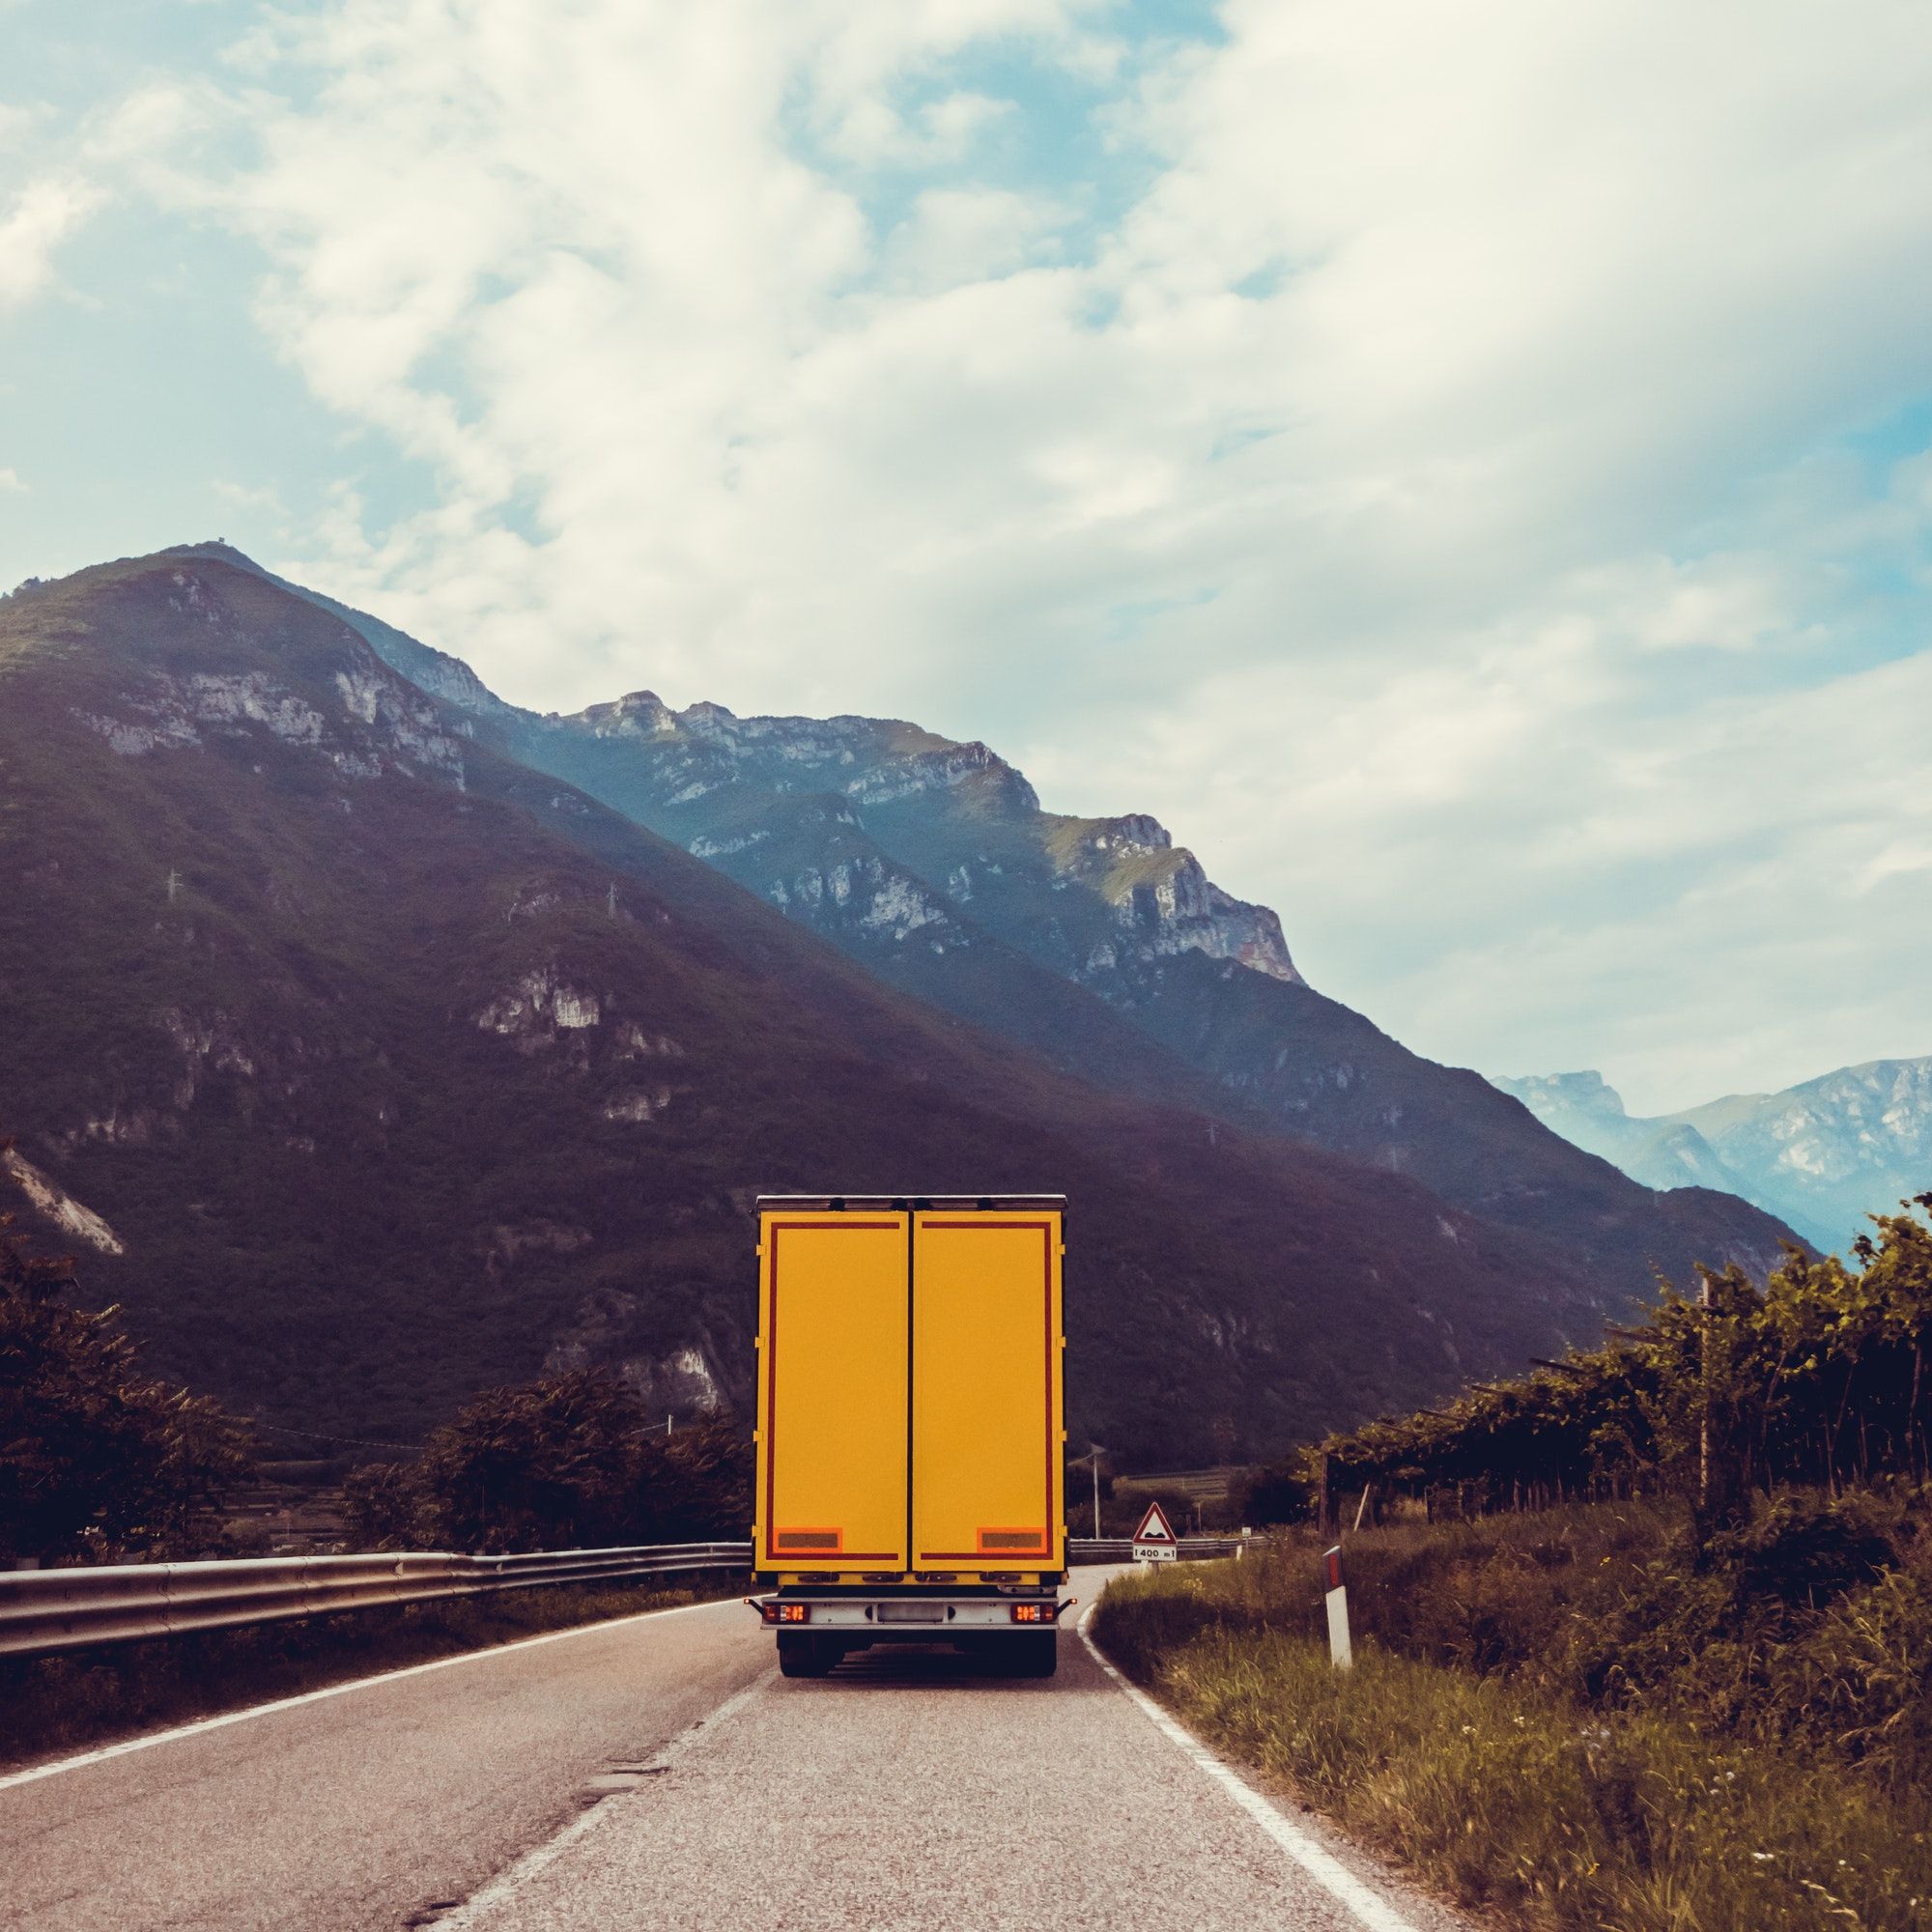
1,1571 -> 1460,1931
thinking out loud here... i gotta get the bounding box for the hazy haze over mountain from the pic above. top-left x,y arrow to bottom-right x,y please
1492,1062 -> 1932,1254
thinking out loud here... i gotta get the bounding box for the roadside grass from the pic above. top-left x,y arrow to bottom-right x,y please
0,1578 -> 738,1773
1093,1495 -> 1932,1930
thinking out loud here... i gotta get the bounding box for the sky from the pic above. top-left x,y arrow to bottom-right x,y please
2,0 -> 1928,1115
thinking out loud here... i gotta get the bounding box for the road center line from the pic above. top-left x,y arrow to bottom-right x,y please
0,1596 -> 731,1794
431,1669 -> 773,1929
1078,1604 -> 1423,1932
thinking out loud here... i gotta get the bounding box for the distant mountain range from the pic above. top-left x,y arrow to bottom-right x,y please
0,545 -> 1803,1460
1491,1063 -> 1932,1253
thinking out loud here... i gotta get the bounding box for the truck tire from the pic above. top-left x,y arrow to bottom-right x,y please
778,1633 -> 838,1678
1011,1633 -> 1058,1678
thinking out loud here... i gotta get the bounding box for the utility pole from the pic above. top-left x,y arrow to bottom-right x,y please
607,882 -> 618,920
1087,1442 -> 1107,1540
166,867 -> 182,905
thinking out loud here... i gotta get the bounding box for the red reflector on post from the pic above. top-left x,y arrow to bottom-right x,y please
1324,1546 -> 1344,1592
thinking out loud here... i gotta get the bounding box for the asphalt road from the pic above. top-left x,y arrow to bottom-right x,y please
1,1571 -> 1460,1932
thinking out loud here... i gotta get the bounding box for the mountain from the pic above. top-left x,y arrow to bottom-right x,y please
1485,1072 -> 1742,1193
1492,1064 -> 1932,1253
174,541 -> 1798,1312
0,549 -> 1649,1463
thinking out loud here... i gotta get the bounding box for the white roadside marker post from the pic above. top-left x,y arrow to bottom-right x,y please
1323,1544 -> 1352,1669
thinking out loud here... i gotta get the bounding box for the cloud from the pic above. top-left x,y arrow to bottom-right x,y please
1054,532 -> 1932,1111
0,468 -> 25,493
881,185 -> 1069,292
0,175 -> 104,308
82,82 -> 205,169
213,477 -> 289,518
72,0 -> 1932,1105
825,89 -> 1016,168
0,102 -> 53,152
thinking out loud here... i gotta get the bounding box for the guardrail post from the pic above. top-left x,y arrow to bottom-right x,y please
1323,1544 -> 1351,1669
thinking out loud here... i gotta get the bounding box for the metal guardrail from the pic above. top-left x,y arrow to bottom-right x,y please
0,1542 -> 753,1659
0,1537 -> 1244,1660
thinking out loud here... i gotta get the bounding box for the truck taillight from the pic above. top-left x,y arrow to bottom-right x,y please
760,1602 -> 810,1624
1009,1603 -> 1053,1623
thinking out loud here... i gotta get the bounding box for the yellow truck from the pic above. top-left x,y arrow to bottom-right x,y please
748,1195 -> 1072,1677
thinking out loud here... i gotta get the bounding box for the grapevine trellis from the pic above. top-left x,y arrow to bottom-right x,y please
1301,1195 -> 1932,1526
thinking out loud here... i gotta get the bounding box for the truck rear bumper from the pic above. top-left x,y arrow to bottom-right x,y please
748,1593 -> 1074,1633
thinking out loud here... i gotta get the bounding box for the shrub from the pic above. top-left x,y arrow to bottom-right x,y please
343,1372 -> 752,1553
1113,1492 -> 1932,1779
0,1195 -> 251,1563
1097,1505 -> 1932,1928
1125,1622 -> 1932,1930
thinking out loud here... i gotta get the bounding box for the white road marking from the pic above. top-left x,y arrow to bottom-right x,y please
0,1596 -> 733,1794
1079,1604 -> 1423,1932
431,1670 -> 772,1928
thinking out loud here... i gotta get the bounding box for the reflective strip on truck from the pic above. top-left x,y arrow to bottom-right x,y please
757,1216 -> 911,1569
753,1201 -> 1066,1583
910,1213 -> 1064,1567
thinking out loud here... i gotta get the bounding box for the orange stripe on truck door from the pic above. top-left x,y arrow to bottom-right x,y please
757,1216 -> 910,1569
911,1214 -> 1063,1567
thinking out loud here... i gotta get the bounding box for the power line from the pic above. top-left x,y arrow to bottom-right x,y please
250,1419 -> 424,1454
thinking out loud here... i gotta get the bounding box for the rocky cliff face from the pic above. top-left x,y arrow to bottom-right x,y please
1492,1060 -> 1932,1252
1494,1071 -> 1632,1147
1040,812 -> 1300,986
70,577 -> 469,789
529,690 -> 1293,995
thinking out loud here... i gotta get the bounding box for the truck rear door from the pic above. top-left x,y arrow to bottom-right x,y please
910,1207 -> 1065,1572
755,1208 -> 910,1573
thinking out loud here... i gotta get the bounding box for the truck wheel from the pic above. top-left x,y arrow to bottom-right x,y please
1011,1633 -> 1058,1678
778,1633 -> 838,1678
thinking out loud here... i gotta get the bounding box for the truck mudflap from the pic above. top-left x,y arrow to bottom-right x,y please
748,1594 -> 1076,1631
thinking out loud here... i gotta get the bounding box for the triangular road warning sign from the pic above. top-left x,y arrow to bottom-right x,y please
1132,1500 -> 1178,1545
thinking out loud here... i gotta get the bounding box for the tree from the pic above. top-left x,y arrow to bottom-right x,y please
1856,1194 -> 1932,1483
1307,1195 -> 1932,1522
0,1181 -> 251,1564
340,1458 -> 429,1549
1238,1451 -> 1319,1526
348,1371 -> 753,1553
